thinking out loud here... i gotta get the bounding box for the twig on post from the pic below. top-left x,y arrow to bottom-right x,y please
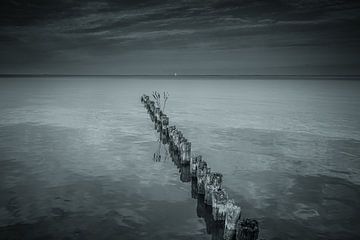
163,91 -> 169,112
152,91 -> 169,112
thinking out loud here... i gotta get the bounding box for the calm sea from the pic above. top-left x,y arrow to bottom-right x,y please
0,77 -> 359,240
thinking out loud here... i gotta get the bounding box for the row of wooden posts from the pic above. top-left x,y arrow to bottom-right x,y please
141,94 -> 260,240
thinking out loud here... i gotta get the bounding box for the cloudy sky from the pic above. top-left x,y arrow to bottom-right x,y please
0,0 -> 359,75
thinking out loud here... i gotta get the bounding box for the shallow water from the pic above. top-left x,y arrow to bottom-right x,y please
0,77 -> 359,240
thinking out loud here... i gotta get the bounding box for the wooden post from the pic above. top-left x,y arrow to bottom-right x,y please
191,154 -> 202,177
148,100 -> 155,122
156,110 -> 163,132
172,130 -> 182,154
153,107 -> 160,128
204,172 -> 222,205
224,200 -> 241,240
180,164 -> 191,182
161,115 -> 169,142
141,94 -> 148,104
236,219 -> 259,240
177,136 -> 185,155
191,177 -> 198,199
150,101 -> 155,113
179,138 -> 185,162
168,126 -> 176,147
181,141 -> 191,165
212,189 -> 228,221
161,114 -> 168,126
197,163 -> 210,195
168,126 -> 176,139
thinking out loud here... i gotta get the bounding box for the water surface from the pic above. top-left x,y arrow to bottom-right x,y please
0,77 -> 359,240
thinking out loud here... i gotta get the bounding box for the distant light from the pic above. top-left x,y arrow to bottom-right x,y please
174,72 -> 177,76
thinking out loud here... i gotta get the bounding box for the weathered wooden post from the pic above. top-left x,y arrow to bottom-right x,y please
171,141 -> 181,167
150,101 -> 155,113
191,154 -> 202,177
161,114 -> 169,143
177,133 -> 183,151
212,188 -> 228,221
191,177 -> 198,199
236,219 -> 259,240
177,136 -> 185,156
142,94 -> 150,104
172,130 -> 181,153
204,172 -> 222,205
157,110 -> 163,132
171,130 -> 178,154
169,129 -> 178,159
173,131 -> 180,151
143,97 -> 148,107
148,101 -> 155,122
197,162 -> 209,195
181,141 -> 191,165
168,125 -> 175,137
179,139 -> 185,161
224,200 -> 242,240
155,107 -> 160,117
180,164 -> 191,182
168,126 -> 176,148
154,107 -> 160,128
173,151 -> 181,167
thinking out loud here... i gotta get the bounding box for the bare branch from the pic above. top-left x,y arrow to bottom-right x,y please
151,90 -> 169,111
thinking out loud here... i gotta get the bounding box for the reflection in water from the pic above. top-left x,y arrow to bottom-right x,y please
153,137 -> 169,162
154,130 -> 225,240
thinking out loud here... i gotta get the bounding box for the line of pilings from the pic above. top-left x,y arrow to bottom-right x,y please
141,94 -> 260,240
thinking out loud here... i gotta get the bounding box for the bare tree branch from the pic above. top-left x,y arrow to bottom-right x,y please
151,91 -> 169,112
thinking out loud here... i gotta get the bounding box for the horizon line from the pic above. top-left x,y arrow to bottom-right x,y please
1,73 -> 360,78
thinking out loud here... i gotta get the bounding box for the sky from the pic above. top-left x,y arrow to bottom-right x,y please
0,0 -> 359,75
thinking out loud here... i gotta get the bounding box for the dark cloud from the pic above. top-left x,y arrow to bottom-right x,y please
0,0 -> 359,74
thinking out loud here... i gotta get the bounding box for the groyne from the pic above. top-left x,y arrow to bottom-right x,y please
141,94 -> 260,240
